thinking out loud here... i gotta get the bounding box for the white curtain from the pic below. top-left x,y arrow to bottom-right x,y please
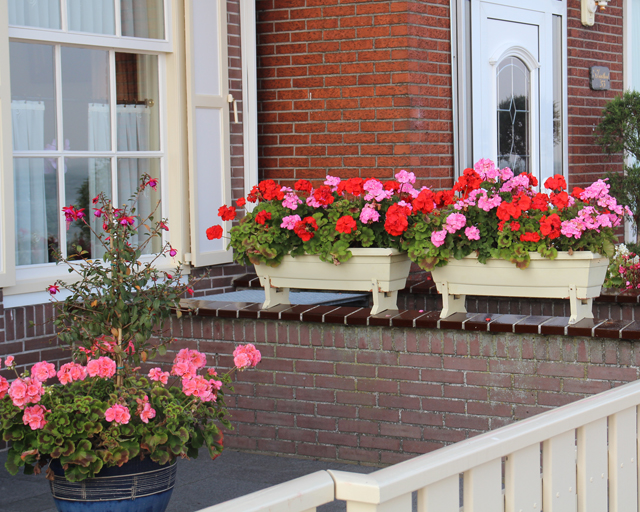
67,0 -> 115,34
121,0 -> 149,38
116,104 -> 152,253
88,103 -> 111,259
12,101 -> 48,266
8,0 -> 59,29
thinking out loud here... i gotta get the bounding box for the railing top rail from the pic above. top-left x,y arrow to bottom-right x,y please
331,379 -> 640,504
197,471 -> 334,512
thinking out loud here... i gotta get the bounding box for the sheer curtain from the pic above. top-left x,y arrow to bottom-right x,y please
116,104 -> 152,253
67,0 -> 114,34
12,101 -> 48,266
88,103 -> 111,259
8,0 -> 59,29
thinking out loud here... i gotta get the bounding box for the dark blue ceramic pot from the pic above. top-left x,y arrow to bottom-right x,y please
49,457 -> 177,512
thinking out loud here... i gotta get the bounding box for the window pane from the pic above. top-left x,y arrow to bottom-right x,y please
10,42 -> 56,151
116,53 -> 160,151
61,47 -> 111,152
552,14 -> 563,175
67,0 -> 115,35
8,0 -> 60,29
497,56 -> 530,174
65,158 -> 111,260
14,158 -> 59,265
117,158 -> 161,254
121,0 -> 165,39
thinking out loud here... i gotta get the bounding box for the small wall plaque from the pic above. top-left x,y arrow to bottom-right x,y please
590,66 -> 611,91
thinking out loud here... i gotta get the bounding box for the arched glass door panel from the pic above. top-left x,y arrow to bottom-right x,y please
496,56 -> 530,173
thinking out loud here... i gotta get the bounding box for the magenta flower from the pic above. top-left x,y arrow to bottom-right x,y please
169,246 -> 177,257
48,284 -> 60,295
118,215 -> 135,226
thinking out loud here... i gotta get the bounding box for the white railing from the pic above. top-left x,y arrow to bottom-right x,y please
200,379 -> 640,512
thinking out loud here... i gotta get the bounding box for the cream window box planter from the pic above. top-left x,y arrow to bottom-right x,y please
430,251 -> 609,324
254,248 -> 411,315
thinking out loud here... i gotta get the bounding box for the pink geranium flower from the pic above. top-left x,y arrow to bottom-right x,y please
233,344 -> 262,370
5,356 -> 15,367
57,362 -> 88,385
23,405 -> 49,430
0,376 -> 8,399
31,361 -> 56,382
105,404 -> 131,424
86,357 -> 116,379
148,368 -> 170,384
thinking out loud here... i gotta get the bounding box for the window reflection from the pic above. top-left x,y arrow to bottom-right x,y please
497,57 -> 530,174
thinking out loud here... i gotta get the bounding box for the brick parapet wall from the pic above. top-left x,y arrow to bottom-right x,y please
167,314 -> 639,465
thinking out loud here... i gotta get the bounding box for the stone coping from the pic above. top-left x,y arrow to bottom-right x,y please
232,273 -> 640,304
178,299 -> 640,341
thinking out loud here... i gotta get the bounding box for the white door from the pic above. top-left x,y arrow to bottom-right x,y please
471,0 -> 558,185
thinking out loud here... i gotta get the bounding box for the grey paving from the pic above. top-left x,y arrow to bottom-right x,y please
0,449 -> 378,512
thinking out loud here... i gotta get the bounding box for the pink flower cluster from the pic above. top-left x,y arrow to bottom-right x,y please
105,404 -> 131,424
444,213 -> 466,233
148,367 -> 170,384
363,179 -> 392,202
233,344 -> 262,370
182,375 -> 220,402
86,357 -> 116,379
359,204 -> 380,224
8,377 -> 44,408
281,215 -> 302,230
431,229 -> 447,248
136,396 -> 156,423
282,189 -> 302,210
23,404 -> 49,430
171,348 -> 207,378
31,362 -> 56,382
57,362 -> 88,385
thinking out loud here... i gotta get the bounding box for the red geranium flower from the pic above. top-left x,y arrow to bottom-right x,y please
336,215 -> 357,234
435,190 -> 457,208
453,168 -> 482,198
544,174 -> 567,191
294,179 -> 313,195
520,232 -> 541,243
509,221 -> 520,232
384,180 -> 401,192
384,203 -> 410,236
413,189 -> 435,214
255,211 -> 272,225
531,193 -> 550,212
344,177 -> 364,197
247,185 -> 259,203
294,217 -> 318,241
218,205 -> 237,221
258,179 -> 284,201
571,187 -> 584,199
236,197 -> 246,208
206,225 -> 223,240
540,213 -> 562,239
550,191 -> 569,210
312,186 -> 335,207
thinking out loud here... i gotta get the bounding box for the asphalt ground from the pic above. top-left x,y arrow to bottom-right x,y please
0,448 -> 378,512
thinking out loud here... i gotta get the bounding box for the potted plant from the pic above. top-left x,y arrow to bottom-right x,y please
401,159 -> 629,323
0,175 -> 261,512
207,171 -> 422,313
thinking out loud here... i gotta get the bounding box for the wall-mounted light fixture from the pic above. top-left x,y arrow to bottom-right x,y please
582,0 -> 609,26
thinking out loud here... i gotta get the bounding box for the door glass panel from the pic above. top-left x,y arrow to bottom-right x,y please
497,56 -> 530,174
8,0 -> 60,29
552,15 -> 563,175
61,47 -> 111,152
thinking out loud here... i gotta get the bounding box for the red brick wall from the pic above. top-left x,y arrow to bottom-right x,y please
255,0 -> 454,190
255,0 -> 624,191
170,315 -> 639,465
566,0 -> 624,187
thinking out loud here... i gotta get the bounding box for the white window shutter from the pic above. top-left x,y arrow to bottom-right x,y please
185,0 -> 233,267
0,3 -> 15,288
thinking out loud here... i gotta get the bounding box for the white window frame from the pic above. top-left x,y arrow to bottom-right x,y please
0,0 -> 203,301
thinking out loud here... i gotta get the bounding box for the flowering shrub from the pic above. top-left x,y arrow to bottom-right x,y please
604,244 -> 640,289
0,345 -> 260,482
208,159 -> 629,270
0,176 -> 261,482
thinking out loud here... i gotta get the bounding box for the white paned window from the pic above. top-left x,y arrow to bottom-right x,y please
6,0 -> 171,292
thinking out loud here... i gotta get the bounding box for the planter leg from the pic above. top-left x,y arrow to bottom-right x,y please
259,275 -> 290,309
568,284 -> 593,324
439,281 -> 466,318
370,279 -> 399,315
